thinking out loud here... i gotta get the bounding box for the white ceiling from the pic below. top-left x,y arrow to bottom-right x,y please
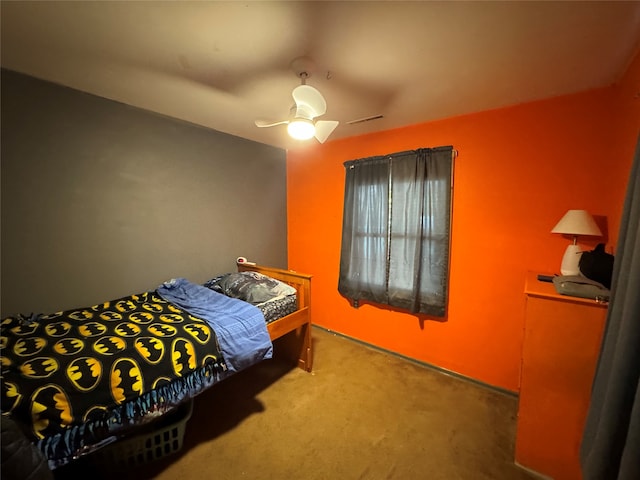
2,1 -> 640,150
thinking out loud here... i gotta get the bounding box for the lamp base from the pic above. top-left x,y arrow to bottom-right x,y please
560,244 -> 583,276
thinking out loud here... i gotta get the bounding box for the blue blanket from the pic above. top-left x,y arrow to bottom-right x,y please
157,278 -> 273,373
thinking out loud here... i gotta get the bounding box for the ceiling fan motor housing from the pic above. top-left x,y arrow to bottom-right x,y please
289,104 -> 315,121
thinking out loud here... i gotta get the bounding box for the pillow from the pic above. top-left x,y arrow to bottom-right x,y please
204,271 -> 296,305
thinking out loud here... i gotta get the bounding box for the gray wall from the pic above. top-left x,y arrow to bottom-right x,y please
1,69 -> 288,316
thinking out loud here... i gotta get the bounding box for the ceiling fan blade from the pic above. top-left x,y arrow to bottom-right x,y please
292,85 -> 327,118
255,119 -> 289,128
314,120 -> 339,143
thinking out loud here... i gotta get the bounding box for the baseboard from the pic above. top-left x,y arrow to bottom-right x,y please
311,324 -> 518,398
514,461 -> 553,479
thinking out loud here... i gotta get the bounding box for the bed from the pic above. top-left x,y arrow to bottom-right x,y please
0,264 -> 312,469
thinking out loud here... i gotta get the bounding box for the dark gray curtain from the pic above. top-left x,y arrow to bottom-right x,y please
338,146 -> 453,317
581,134 -> 640,480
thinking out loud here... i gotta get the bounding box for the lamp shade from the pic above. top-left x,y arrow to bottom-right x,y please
551,210 -> 602,236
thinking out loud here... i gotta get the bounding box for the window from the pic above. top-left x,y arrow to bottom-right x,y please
338,147 -> 454,317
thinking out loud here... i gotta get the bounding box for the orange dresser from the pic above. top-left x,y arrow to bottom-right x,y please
516,272 -> 607,479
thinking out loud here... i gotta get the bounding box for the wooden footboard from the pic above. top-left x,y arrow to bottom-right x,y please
237,264 -> 313,372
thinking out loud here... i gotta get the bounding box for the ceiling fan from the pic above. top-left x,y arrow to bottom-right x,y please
255,62 -> 339,143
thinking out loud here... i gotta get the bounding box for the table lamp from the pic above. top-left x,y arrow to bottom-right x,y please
551,209 -> 602,275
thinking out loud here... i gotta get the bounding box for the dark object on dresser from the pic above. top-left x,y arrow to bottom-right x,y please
579,243 -> 614,289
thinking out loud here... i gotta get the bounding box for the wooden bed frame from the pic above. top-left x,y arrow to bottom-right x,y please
237,264 -> 313,372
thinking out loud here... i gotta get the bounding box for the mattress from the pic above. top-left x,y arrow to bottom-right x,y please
257,294 -> 297,324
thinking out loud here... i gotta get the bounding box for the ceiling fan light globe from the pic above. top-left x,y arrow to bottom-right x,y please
287,119 -> 315,140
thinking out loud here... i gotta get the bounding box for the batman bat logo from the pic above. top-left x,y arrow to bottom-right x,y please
151,294 -> 166,304
171,338 -> 196,377
188,314 -> 205,323
40,311 -> 63,320
14,337 -> 47,357
93,336 -> 127,355
99,311 -> 123,322
1,382 -> 22,413
134,337 -> 165,364
68,310 -> 94,321
1,319 -> 16,330
152,377 -> 171,389
2,317 -> 16,326
110,358 -> 144,404
83,405 -> 107,423
30,384 -> 73,438
201,354 -> 220,368
10,323 -> 39,336
78,322 -> 107,337
0,336 -> 7,349
128,312 -> 154,324
53,338 -> 85,356
159,314 -> 184,324
167,304 -> 183,314
148,323 -> 177,337
115,300 -> 136,313
114,322 -> 141,337
93,301 -> 112,311
67,357 -> 102,392
142,303 -> 163,313
183,323 -> 211,344
137,292 -> 151,302
21,357 -> 59,379
45,322 -> 72,337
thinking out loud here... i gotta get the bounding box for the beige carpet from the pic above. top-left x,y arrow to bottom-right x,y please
54,327 -> 537,480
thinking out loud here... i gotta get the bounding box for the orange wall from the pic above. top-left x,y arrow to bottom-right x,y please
605,50 -> 640,239
287,55 -> 639,392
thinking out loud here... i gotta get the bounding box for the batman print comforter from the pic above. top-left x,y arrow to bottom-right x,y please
0,278 -> 272,468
